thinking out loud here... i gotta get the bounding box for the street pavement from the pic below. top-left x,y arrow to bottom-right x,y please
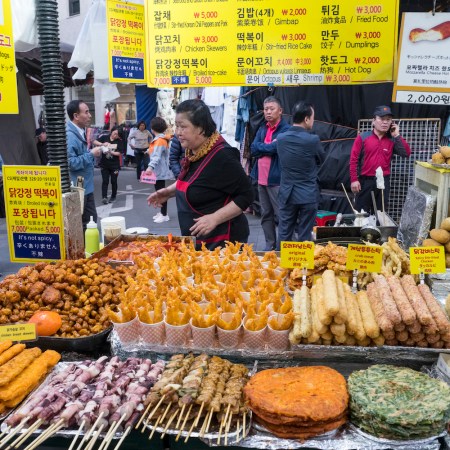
0,165 -> 266,277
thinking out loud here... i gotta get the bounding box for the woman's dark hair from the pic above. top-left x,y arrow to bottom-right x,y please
176,99 -> 216,137
137,120 -> 147,129
150,117 -> 168,134
292,101 -> 314,124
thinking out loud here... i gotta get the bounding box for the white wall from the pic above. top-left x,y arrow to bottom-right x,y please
58,0 -> 91,47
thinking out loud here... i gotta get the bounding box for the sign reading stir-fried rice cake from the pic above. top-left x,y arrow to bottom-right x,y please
145,0 -> 399,87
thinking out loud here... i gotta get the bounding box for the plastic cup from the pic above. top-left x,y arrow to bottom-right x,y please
190,318 -> 216,348
112,316 -> 140,344
164,320 -> 190,346
103,224 -> 122,246
217,312 -> 241,349
139,314 -> 164,345
242,317 -> 267,350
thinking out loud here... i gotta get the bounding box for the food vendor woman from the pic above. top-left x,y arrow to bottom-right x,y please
147,99 -> 254,250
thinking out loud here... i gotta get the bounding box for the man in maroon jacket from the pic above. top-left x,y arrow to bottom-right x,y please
349,105 -> 411,214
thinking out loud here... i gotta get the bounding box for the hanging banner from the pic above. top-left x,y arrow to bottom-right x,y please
107,0 -> 146,83
393,13 -> 450,106
0,0 -> 18,114
3,166 -> 66,263
145,0 -> 399,87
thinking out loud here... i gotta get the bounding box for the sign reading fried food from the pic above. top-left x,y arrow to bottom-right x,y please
244,366 -> 348,440
280,241 -> 314,269
409,246 -> 446,274
346,244 -> 383,273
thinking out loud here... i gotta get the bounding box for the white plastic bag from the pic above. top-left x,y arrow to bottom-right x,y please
11,0 -> 38,52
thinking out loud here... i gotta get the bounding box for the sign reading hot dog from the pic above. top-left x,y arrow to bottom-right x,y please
145,0 -> 399,87
346,244 -> 383,273
409,246 -> 446,274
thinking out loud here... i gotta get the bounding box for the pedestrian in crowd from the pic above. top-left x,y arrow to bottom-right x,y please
146,117 -> 173,223
93,126 -> 122,204
250,96 -> 290,251
350,105 -> 411,214
168,135 -> 185,179
35,127 -> 48,165
277,101 -> 325,246
147,99 -> 254,250
66,100 -> 102,230
127,120 -> 152,181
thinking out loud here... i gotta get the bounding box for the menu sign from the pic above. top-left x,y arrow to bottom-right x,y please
3,166 -> 65,263
280,241 -> 315,269
146,0 -> 399,87
394,13 -> 450,106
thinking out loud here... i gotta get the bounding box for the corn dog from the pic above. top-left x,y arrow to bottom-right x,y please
400,275 -> 434,326
330,322 -> 346,337
0,344 -> 25,366
322,270 -> 340,317
407,320 -> 422,334
372,335 -> 385,346
0,348 -> 41,387
366,282 -> 393,332
299,286 -> 312,338
291,289 -> 303,342
311,285 -> 328,335
343,284 -> 366,341
315,279 -> 332,325
417,284 -> 450,333
386,276 -> 416,325
395,330 -> 409,342
356,291 -> 380,339
334,278 -> 348,325
374,275 -> 402,325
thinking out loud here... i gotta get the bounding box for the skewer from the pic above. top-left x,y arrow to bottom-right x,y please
143,394 -> 166,429
175,403 -> 193,441
224,412 -> 233,447
76,412 -> 105,450
108,414 -> 127,442
204,408 -> 214,435
217,404 -> 231,445
236,419 -> 240,443
98,421 -> 118,450
24,420 -> 65,450
160,408 -> 179,438
67,420 -> 85,450
175,404 -> 186,429
184,402 -> 204,443
0,417 -> 29,447
242,412 -> 247,438
135,402 -> 153,430
85,423 -> 105,450
199,409 -> 212,437
148,414 -> 163,441
112,426 -> 131,450
9,418 -> 42,449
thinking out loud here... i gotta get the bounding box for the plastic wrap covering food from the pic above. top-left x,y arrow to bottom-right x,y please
397,186 -> 436,249
427,275 -> 450,305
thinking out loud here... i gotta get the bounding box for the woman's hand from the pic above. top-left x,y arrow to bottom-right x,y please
147,188 -> 171,208
190,214 -> 219,237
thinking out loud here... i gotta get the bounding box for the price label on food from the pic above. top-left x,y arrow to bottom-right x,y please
346,244 -> 382,272
409,246 -> 446,274
146,0 -> 399,87
280,241 -> 314,269
0,324 -> 36,342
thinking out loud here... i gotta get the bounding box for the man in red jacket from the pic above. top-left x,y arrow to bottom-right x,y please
349,105 -> 411,214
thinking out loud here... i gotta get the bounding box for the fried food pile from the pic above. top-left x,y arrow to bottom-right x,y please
349,365 -> 450,440
289,271 -> 450,348
0,259 -> 132,337
288,242 -> 350,290
244,366 -> 348,440
0,341 -> 60,413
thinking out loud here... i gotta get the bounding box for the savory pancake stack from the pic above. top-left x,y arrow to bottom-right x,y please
244,366 -> 348,439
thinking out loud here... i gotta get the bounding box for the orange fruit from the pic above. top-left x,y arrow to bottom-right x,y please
28,311 -> 62,336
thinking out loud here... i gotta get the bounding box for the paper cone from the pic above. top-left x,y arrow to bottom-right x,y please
217,312 -> 241,349
113,316 -> 140,344
139,316 -> 164,345
164,320 -> 190,346
190,318 -> 216,348
242,318 -> 267,349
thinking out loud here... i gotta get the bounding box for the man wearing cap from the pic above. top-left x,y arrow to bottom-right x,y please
349,105 -> 411,215
35,128 -> 48,165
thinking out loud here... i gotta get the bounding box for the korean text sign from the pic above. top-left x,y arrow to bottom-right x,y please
146,0 -> 399,87
3,166 -> 66,263
393,13 -> 450,106
107,0 -> 146,82
409,246 -> 446,274
346,244 -> 382,273
0,0 -> 18,113
280,241 -> 315,269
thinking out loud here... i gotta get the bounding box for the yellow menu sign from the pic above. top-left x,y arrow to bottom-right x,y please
0,324 -> 36,342
346,244 -> 382,272
107,0 -> 146,83
280,241 -> 314,269
146,0 -> 399,87
0,0 -> 18,113
409,246 -> 446,274
3,166 -> 65,263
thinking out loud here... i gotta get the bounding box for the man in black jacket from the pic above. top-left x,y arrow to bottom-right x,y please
168,135 -> 185,179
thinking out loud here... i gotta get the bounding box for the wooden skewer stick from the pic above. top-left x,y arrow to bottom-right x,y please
242,412 -> 247,438
97,425 -> 115,450
158,403 -> 172,427
101,413 -> 127,450
175,404 -> 186,429
76,412 -> 105,450
225,411 -> 234,447
236,419 -> 240,443
160,408 -> 179,438
85,423 -> 105,450
67,420 -> 85,450
135,402 -> 153,430
9,418 -> 42,449
24,421 -> 65,450
0,417 -> 29,447
143,395 -> 166,429
175,404 -> 193,441
112,426 -> 131,450
199,409 -> 211,438
217,404 -> 231,445
148,414 -> 163,441
204,409 -> 214,435
184,402 -> 205,443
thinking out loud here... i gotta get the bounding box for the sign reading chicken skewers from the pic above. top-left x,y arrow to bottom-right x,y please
346,244 -> 382,273
280,241 -> 315,269
3,166 -> 65,263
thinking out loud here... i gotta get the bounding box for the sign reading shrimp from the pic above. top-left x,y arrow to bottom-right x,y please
409,246 -> 446,274
346,244 -> 382,273
280,241 -> 315,269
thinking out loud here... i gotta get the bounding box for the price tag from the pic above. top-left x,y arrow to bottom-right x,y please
346,244 -> 383,273
409,246 -> 446,274
280,241 -> 314,270
0,324 -> 36,342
